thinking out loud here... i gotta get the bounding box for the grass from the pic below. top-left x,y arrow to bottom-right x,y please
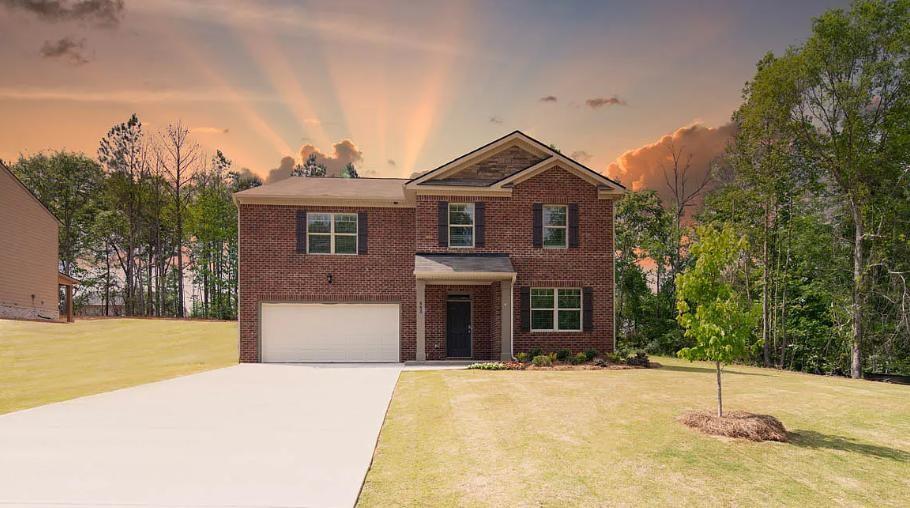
359,356 -> 910,507
0,318 -> 237,414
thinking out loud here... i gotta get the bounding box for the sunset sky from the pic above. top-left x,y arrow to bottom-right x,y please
0,0 -> 848,190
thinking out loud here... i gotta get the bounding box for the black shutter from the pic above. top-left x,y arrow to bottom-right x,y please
357,211 -> 368,254
568,203 -> 579,248
520,286 -> 531,331
583,287 -> 594,331
475,202 -> 485,247
296,210 -> 307,253
438,201 -> 449,247
532,203 -> 543,247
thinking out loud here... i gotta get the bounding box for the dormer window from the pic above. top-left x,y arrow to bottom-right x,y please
448,203 -> 475,247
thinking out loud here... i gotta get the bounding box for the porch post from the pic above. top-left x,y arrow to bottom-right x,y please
65,284 -> 74,323
500,280 -> 512,361
416,280 -> 426,361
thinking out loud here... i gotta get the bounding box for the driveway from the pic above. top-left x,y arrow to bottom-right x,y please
0,363 -> 403,508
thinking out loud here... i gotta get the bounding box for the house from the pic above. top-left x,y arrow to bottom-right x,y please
0,162 -> 77,322
234,131 -> 625,362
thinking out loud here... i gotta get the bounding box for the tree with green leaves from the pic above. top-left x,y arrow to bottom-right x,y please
292,153 -> 327,177
676,225 -> 759,417
341,162 -> 359,178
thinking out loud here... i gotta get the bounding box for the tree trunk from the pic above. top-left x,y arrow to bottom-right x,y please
762,200 -> 771,367
715,361 -> 723,418
850,201 -> 864,379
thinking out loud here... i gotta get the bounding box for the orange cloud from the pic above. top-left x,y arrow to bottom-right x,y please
607,122 -> 735,203
266,139 -> 364,182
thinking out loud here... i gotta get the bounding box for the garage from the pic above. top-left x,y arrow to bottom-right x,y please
260,303 -> 400,362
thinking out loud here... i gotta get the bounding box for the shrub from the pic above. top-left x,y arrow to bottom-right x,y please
627,351 -> 651,367
584,349 -> 598,361
547,352 -> 558,362
556,349 -> 571,361
515,352 -> 529,363
467,362 -> 507,370
593,358 -> 608,367
605,352 -> 625,364
529,347 -> 544,359
572,352 -> 588,365
532,355 -> 552,367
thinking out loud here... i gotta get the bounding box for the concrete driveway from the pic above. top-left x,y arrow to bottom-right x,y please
0,363 -> 403,508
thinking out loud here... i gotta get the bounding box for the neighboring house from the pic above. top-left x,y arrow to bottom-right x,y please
234,131 -> 625,362
0,162 -> 77,322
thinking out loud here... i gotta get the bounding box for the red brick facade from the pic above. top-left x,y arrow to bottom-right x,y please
238,165 -> 615,362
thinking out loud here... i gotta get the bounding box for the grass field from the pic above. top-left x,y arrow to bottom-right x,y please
0,318 -> 237,414
359,357 -> 910,507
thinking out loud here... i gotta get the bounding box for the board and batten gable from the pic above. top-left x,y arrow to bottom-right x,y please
0,164 -> 60,320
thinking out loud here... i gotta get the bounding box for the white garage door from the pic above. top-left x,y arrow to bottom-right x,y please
261,303 -> 400,363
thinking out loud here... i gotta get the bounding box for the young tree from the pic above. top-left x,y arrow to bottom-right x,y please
291,153 -> 327,177
341,162 -> 359,178
676,225 -> 759,417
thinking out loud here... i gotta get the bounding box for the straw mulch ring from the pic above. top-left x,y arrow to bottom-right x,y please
678,410 -> 789,442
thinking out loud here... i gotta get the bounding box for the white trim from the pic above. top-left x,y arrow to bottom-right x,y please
307,212 -> 358,255
415,272 -> 517,282
530,288 -> 582,332
235,196 -> 414,207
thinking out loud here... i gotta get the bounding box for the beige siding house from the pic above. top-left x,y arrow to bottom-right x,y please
0,162 -> 67,321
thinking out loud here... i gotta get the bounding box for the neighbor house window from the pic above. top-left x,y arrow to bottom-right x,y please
307,213 -> 357,254
448,203 -> 474,247
543,205 -> 567,248
530,288 -> 581,331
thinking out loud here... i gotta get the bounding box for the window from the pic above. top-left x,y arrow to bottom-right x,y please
530,288 -> 581,331
307,213 -> 357,254
448,203 -> 474,247
543,205 -> 567,248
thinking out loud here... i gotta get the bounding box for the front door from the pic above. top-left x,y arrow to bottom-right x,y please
446,299 -> 472,358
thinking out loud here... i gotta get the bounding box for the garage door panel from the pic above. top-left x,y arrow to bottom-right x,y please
261,303 -> 400,363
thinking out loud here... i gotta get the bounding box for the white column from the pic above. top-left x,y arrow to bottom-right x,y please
416,280 -> 426,361
500,280 -> 513,361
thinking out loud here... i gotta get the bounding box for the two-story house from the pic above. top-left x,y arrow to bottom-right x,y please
234,131 -> 625,363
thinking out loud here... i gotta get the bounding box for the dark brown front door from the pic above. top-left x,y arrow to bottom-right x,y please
446,300 -> 471,358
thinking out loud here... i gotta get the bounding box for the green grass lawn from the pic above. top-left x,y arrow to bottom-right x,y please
0,318 -> 237,414
359,357 -> 910,507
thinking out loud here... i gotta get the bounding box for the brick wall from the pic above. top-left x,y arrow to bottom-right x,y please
238,204 -> 416,362
416,166 -> 615,355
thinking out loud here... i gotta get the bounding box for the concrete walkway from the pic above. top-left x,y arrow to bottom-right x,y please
0,363 -> 403,508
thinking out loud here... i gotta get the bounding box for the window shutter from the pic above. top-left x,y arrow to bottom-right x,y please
520,286 -> 531,331
437,201 -> 449,247
532,203 -> 543,247
475,202 -> 486,247
357,211 -> 368,254
568,203 -> 579,248
583,287 -> 594,331
296,210 -> 307,253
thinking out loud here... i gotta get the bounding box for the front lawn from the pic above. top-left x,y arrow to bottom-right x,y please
0,318 -> 237,414
359,357 -> 910,506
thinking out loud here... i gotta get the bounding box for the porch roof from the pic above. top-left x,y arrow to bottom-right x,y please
414,254 -> 516,281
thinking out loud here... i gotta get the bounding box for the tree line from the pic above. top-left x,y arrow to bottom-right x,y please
616,0 -> 910,378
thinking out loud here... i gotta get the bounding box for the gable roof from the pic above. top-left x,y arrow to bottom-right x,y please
406,130 -> 626,193
0,161 -> 61,224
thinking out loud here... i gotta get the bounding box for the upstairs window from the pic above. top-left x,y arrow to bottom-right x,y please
543,205 -> 567,248
448,203 -> 475,247
307,213 -> 358,254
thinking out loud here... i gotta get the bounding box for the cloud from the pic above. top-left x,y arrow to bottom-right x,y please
387,159 -> 396,167
1,0 -> 125,27
606,122 -> 736,204
265,139 -> 365,183
489,116 -> 503,124
570,150 -> 592,163
0,86 -> 279,103
585,96 -> 626,109
191,126 -> 229,134
539,95 -> 557,103
40,36 -> 88,64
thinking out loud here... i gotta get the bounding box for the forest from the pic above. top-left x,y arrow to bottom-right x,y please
6,1 -> 908,377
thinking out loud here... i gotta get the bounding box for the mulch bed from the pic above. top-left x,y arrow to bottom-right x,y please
525,362 -> 661,371
677,410 -> 789,442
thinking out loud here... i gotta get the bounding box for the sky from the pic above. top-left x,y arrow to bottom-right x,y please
0,0 -> 849,192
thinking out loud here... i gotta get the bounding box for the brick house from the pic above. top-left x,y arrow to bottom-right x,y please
234,131 -> 625,362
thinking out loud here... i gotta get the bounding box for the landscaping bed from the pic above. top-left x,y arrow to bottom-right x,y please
467,349 -> 657,371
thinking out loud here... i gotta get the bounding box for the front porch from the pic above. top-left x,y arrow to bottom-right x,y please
414,254 -> 515,362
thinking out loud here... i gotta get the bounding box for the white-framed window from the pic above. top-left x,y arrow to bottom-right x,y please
543,205 -> 568,248
530,288 -> 582,331
448,203 -> 474,247
307,213 -> 358,254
